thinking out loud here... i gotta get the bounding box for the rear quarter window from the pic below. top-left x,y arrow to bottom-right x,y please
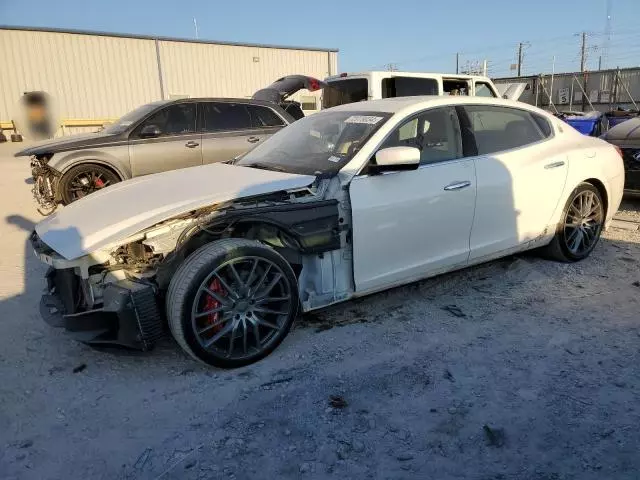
531,113 -> 554,138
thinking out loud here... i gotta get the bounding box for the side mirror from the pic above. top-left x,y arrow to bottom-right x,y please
139,124 -> 161,138
371,146 -> 420,174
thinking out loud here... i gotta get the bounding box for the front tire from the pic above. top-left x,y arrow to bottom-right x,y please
542,182 -> 605,262
166,239 -> 299,368
59,164 -> 120,205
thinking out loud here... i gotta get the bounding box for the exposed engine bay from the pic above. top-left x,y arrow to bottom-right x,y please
32,176 -> 355,350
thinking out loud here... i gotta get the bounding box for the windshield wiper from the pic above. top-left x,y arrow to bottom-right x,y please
242,162 -> 288,172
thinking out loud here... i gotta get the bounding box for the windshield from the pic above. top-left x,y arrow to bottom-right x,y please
102,101 -> 167,134
322,79 -> 369,109
236,110 -> 391,176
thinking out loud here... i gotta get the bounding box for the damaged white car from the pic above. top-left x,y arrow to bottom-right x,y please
32,96 -> 625,368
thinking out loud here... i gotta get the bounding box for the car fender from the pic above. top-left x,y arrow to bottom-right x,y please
49,146 -> 132,180
550,142 -> 622,227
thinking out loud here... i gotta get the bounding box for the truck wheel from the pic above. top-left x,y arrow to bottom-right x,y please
166,239 -> 299,368
59,164 -> 120,205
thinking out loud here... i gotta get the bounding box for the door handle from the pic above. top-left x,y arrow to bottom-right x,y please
247,136 -> 260,144
444,181 -> 471,191
185,141 -> 199,148
544,161 -> 565,169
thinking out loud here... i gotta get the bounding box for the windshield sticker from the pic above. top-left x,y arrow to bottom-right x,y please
344,115 -> 383,125
327,155 -> 341,163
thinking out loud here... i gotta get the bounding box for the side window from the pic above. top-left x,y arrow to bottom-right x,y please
246,105 -> 286,128
380,107 -> 462,165
135,103 -> 196,137
464,105 -> 545,155
475,82 -> 497,97
443,79 -> 470,96
200,102 -> 251,132
382,77 -> 439,98
531,113 -> 553,138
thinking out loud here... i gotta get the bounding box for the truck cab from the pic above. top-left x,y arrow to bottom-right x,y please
322,71 -> 501,109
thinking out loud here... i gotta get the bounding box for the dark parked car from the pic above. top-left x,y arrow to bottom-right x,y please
601,117 -> 640,195
16,75 -> 325,215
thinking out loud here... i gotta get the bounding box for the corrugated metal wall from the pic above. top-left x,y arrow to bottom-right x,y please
158,41 -> 335,100
0,28 -> 338,135
0,29 -> 162,122
494,67 -> 640,113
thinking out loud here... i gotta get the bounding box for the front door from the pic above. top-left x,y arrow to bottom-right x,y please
461,105 -> 568,261
129,102 -> 201,177
199,102 -> 286,164
350,107 -> 477,293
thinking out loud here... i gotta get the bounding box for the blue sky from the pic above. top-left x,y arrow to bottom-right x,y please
1,0 -> 639,77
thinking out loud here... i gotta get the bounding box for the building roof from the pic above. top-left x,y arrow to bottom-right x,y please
0,25 -> 339,53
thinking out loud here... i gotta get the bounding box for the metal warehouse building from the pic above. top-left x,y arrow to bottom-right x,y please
0,26 -> 338,135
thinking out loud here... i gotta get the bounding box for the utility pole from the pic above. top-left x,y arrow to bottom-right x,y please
580,32 -> 588,112
517,42 -> 524,77
456,53 -> 459,74
580,31 -> 587,72
602,0 -> 612,70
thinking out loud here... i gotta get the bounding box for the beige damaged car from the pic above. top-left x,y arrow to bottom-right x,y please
16,76 -> 326,214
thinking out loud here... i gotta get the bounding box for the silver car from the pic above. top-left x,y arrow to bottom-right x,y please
16,98 -> 294,214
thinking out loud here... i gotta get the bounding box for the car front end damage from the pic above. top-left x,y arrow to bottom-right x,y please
32,230 -> 165,349
32,178 -> 352,352
30,154 -> 61,216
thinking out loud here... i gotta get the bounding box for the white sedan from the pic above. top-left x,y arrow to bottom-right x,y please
32,96 -> 625,368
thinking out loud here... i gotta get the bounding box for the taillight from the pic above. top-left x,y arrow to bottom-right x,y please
308,78 -> 320,91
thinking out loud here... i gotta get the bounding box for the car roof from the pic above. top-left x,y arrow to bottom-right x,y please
327,71 -> 490,81
165,97 -> 279,107
604,117 -> 640,141
325,95 -> 546,115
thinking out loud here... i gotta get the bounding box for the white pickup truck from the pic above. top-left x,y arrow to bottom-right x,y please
321,71 -> 524,108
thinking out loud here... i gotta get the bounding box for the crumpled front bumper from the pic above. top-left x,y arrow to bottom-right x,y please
40,267 -> 165,350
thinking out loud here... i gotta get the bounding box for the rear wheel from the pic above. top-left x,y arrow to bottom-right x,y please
59,164 -> 120,205
542,183 -> 605,262
167,239 -> 299,368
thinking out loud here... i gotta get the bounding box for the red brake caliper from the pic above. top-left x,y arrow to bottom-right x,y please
94,178 -> 105,188
204,278 -> 225,333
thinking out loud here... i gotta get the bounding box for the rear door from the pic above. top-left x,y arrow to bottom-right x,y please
199,102 -> 286,164
462,105 -> 567,260
128,102 -> 201,176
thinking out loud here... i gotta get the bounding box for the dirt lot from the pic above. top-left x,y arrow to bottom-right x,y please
1,141 -> 639,480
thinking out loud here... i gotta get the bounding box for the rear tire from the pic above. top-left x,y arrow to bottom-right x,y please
542,182 -> 605,262
59,164 -> 120,205
166,239 -> 299,368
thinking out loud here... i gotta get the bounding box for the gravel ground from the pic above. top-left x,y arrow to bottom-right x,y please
1,142 -> 640,480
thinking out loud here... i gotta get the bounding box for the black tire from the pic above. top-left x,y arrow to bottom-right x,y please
166,239 -> 299,368
542,182 -> 605,262
59,164 -> 120,205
